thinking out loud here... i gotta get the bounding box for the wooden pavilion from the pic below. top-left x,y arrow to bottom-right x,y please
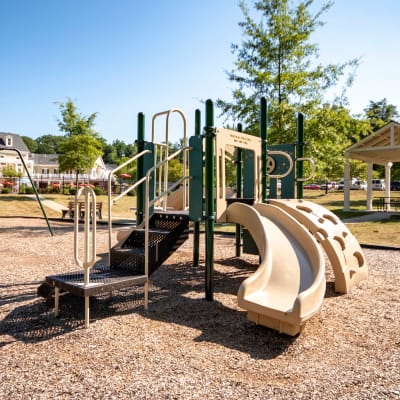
343,121 -> 400,211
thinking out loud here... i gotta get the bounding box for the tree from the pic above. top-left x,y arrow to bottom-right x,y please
217,0 -> 359,147
57,99 -> 103,186
21,136 -> 38,153
364,98 -> 399,132
35,134 -> 66,154
305,104 -> 370,180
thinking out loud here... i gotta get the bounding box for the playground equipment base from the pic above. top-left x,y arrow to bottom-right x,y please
44,264 -> 147,298
247,311 -> 305,336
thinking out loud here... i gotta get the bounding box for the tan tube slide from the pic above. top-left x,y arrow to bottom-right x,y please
226,202 -> 326,336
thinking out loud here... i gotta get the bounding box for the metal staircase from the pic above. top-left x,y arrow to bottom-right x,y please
110,212 -> 189,276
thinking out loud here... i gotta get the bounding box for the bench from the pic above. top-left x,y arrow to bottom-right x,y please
373,197 -> 400,211
61,201 -> 103,219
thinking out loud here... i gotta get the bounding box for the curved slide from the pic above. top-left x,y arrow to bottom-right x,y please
226,202 -> 326,336
269,199 -> 368,293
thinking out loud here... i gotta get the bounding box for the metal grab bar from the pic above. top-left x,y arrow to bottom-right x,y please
267,150 -> 294,179
73,185 -> 97,328
296,157 -> 315,182
74,186 -> 97,282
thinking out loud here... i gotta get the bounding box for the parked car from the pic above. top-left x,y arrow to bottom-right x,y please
371,179 -> 385,190
390,181 -> 400,191
353,180 -> 367,190
304,183 -> 321,190
337,177 -> 362,190
320,181 -> 336,190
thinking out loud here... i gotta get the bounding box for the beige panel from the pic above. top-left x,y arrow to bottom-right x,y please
270,199 -> 368,293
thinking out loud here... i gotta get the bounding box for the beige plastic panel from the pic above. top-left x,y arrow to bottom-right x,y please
269,199 -> 368,293
166,186 -> 187,210
215,128 -> 262,221
226,202 -> 326,336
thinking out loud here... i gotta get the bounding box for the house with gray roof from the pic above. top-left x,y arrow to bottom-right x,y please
0,132 -> 33,175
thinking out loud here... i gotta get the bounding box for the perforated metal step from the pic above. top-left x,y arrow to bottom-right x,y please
110,212 -> 189,275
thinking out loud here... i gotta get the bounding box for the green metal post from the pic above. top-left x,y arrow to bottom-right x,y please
136,112 -> 145,225
235,123 -> 243,257
260,97 -> 268,203
296,113 -> 304,199
193,108 -> 201,268
204,99 -> 215,301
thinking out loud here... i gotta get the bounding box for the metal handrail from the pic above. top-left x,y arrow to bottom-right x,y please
145,146 -> 191,211
107,149 -> 151,263
142,146 -> 191,309
151,109 -> 187,210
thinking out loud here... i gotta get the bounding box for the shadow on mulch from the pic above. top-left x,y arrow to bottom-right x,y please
0,281 -> 43,307
0,258 -> 297,359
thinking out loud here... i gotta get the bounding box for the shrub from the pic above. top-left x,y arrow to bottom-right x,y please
1,187 -> 12,194
93,186 -> 103,196
69,188 -> 77,195
25,186 -> 35,194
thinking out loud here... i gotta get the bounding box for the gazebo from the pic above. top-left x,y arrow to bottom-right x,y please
343,121 -> 400,211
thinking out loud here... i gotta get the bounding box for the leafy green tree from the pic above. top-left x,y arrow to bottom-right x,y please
305,104 -> 370,180
1,165 -> 21,177
56,99 -> 103,186
103,140 -> 136,164
35,134 -> 66,154
217,0 -> 359,147
167,158 -> 184,182
364,98 -> 399,132
21,136 -> 38,153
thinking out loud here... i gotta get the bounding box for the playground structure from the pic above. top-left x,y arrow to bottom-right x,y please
39,98 -> 368,335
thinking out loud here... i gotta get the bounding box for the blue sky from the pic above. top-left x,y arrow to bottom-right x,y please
1,0 -> 399,145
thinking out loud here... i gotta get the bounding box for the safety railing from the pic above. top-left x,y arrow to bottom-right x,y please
107,149 -> 152,260
142,146 -> 191,308
151,109 -> 188,211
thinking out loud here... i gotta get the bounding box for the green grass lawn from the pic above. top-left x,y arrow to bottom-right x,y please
1,189 -> 399,246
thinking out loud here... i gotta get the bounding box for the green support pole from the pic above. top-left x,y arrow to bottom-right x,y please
193,108 -> 201,268
260,97 -> 268,203
204,99 -> 215,301
136,112 -> 145,225
235,123 -> 243,257
296,113 -> 304,199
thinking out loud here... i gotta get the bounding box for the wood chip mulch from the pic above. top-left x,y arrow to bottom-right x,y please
0,217 -> 399,399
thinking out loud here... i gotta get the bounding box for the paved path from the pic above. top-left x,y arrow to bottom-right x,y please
24,195 -> 66,214
342,211 -> 396,223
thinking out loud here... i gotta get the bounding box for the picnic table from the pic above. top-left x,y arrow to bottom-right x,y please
61,201 -> 103,219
